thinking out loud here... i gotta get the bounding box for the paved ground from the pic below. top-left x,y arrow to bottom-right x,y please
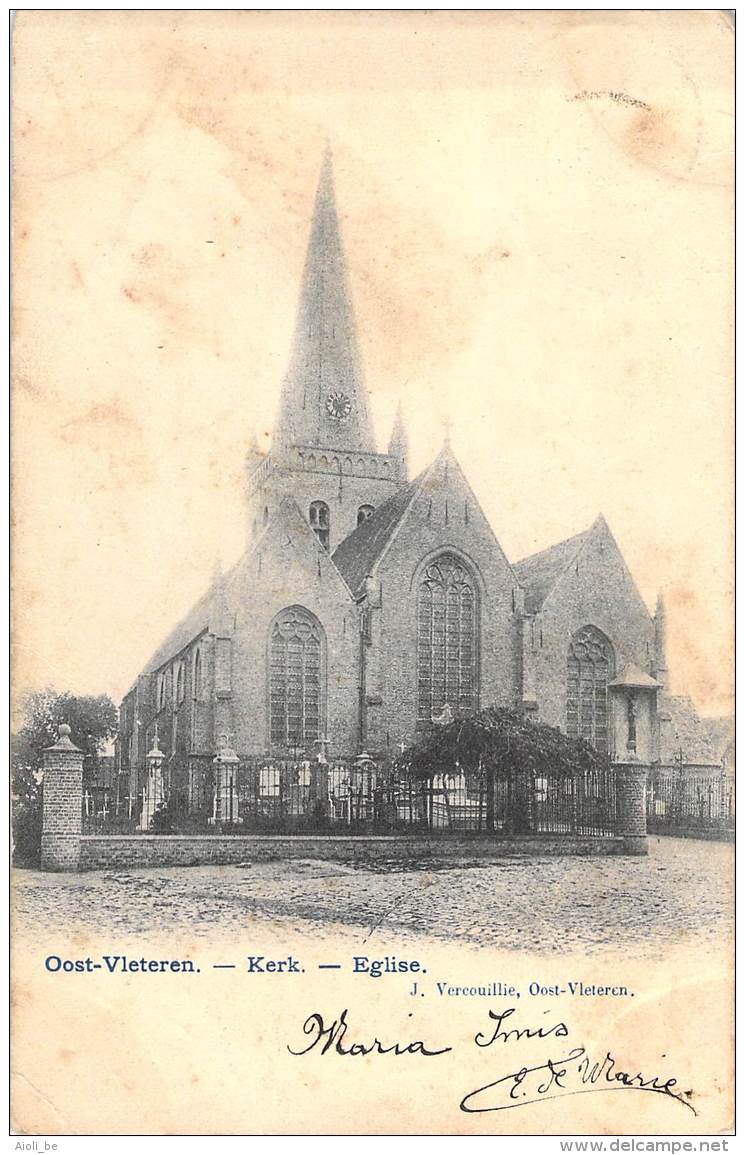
12,836 -> 733,956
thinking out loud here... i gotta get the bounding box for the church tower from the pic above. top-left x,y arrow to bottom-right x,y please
246,149 -> 407,552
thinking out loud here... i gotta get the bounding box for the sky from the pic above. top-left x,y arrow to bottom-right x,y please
12,10 -> 733,716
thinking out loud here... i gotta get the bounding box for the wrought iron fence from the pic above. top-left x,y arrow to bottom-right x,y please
646,766 -> 734,836
82,778 -> 140,833
82,758 -> 618,837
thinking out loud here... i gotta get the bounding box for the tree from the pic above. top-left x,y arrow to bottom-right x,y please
395,707 -> 610,833
11,690 -> 119,866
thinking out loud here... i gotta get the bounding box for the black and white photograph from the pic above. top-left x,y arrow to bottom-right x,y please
10,10 -> 734,1138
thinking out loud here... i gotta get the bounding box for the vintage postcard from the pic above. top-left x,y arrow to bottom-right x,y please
10,10 -> 734,1138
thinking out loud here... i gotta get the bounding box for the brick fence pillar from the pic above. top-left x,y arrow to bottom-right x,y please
614,760 -> 649,856
41,724 -> 84,871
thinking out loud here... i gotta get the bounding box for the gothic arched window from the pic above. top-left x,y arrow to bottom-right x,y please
417,553 -> 478,724
357,504 -> 375,526
175,661 -> 185,705
269,607 -> 325,749
157,671 -> 167,712
566,626 -> 614,751
309,501 -> 330,550
193,649 -> 204,702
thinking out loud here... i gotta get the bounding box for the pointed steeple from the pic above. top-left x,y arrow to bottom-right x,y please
244,427 -> 263,474
388,401 -> 409,482
654,592 -> 668,688
273,148 -> 375,454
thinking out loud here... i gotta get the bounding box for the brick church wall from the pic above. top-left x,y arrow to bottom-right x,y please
248,456 -> 401,554
119,633 -> 217,787
227,507 -> 361,757
363,452 -> 522,753
530,523 -> 655,741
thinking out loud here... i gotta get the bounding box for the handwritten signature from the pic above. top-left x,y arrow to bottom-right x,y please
288,1006 -> 695,1117
288,1008 -> 452,1058
461,1044 -> 694,1115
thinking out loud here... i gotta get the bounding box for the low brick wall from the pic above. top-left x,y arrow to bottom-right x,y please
648,827 -> 735,844
79,832 -> 627,870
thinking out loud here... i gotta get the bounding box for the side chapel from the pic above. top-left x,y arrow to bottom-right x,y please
119,150 -> 705,801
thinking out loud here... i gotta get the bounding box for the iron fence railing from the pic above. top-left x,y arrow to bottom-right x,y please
82,780 -> 140,833
82,759 -> 619,837
646,766 -> 734,835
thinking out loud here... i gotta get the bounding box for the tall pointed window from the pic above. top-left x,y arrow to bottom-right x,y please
566,626 -> 614,751
417,554 -> 478,724
269,607 -> 325,749
309,501 -> 330,550
357,504 -> 375,526
193,649 -> 204,702
157,671 -> 167,712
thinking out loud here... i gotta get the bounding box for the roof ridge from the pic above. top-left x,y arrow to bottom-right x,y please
132,498 -> 357,688
331,466 -> 430,594
140,556 -> 242,677
333,465 -> 427,550
512,523 -> 593,615
513,526 -> 590,569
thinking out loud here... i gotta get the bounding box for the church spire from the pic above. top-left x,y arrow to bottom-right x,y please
273,147 -> 375,454
653,592 -> 668,688
388,401 -> 409,482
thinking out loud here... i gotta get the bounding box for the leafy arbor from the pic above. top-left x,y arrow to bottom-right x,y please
395,707 -> 611,832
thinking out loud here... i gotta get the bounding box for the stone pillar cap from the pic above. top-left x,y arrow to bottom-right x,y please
213,745 -> 239,764
45,723 -> 82,753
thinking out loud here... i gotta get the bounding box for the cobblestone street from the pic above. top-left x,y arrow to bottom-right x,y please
12,836 -> 733,956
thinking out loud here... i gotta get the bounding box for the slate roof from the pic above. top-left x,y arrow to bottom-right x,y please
331,471 -> 424,596
512,528 -> 591,614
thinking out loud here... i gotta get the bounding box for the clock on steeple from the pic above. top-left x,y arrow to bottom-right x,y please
245,149 -> 410,553
325,390 -> 352,421
272,149 -> 377,453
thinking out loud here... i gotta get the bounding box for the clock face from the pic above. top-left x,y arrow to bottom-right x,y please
325,391 -> 352,421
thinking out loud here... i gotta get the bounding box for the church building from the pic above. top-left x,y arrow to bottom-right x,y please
120,150 -> 680,802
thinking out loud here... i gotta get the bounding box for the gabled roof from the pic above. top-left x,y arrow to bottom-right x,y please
513,527 -> 591,614
331,470 -> 424,596
137,495 -> 354,684
142,561 -> 238,675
